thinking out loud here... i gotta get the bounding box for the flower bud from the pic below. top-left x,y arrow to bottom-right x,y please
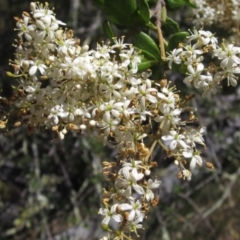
14,121 -> 21,127
80,124 -> 86,130
48,56 -> 55,62
58,131 -> 65,140
30,2 -> 36,12
22,60 -> 30,70
89,120 -> 96,126
69,123 -> 78,130
81,45 -> 89,53
144,169 -> 151,176
160,79 -> 168,88
62,128 -> 67,135
22,11 -> 30,17
206,162 -> 214,169
174,160 -> 179,165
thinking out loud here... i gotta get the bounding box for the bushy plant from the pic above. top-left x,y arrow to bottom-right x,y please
1,1 -> 240,239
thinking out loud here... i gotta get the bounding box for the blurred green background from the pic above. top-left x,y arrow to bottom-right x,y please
0,1 -> 240,240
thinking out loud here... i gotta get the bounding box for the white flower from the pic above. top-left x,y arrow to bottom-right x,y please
98,80 -> 124,99
182,44 -> 203,64
138,79 -> 158,103
161,130 -> 189,150
120,197 -> 144,221
166,48 -> 183,69
185,126 -> 205,147
154,108 -> 182,133
32,2 -> 66,26
97,111 -> 121,137
119,47 -> 141,73
16,16 -> 36,41
25,82 -> 43,102
98,204 -> 123,226
182,150 -> 203,169
135,97 -> 152,121
127,218 -> 144,236
188,29 -> 217,48
119,159 -> 142,174
182,169 -> 192,181
213,44 -> 240,69
116,99 -> 135,118
183,63 -> 204,88
100,100 -> 123,118
48,105 -> 64,125
197,73 -> 213,89
111,37 -> 130,50
59,56 -> 82,79
74,106 -> 91,119
34,18 -> 59,42
57,38 -> 76,56
29,59 -> 47,76
220,66 -> 240,87
115,168 -> 145,196
145,179 -> 161,202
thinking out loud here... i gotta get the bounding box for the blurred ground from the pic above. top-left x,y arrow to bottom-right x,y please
0,1 -> 240,240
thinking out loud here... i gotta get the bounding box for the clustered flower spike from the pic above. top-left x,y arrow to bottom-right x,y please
167,29 -> 240,97
3,2 -> 217,240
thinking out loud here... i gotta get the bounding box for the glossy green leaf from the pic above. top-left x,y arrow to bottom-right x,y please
104,0 -> 137,27
138,59 -> 158,72
166,0 -> 197,9
183,0 -> 198,8
167,31 -> 189,52
139,49 -> 159,61
132,32 -> 161,61
102,20 -> 114,41
151,63 -> 164,80
146,0 -> 158,8
98,0 -> 150,27
136,0 -> 150,23
162,17 -> 180,35
166,0 -> 185,9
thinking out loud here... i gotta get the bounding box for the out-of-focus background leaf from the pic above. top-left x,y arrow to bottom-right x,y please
0,0 -> 240,240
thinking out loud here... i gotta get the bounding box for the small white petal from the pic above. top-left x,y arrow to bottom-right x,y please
133,184 -> 145,195
29,65 -> 38,76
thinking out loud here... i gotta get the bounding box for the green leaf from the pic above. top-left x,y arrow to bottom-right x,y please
99,0 -> 150,27
104,0 -> 137,27
136,0 -> 150,23
162,17 -> 180,35
166,0 -> 185,9
151,63 -> 164,80
183,0 -> 198,8
167,31 -> 189,52
146,0 -> 157,3
139,49 -> 158,61
138,59 -> 158,72
146,0 -> 158,8
132,32 -> 161,61
102,20 -> 114,41
166,0 -> 197,9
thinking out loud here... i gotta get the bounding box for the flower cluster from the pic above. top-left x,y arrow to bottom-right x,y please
4,2 -> 215,239
167,29 -> 240,97
190,0 -> 240,31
